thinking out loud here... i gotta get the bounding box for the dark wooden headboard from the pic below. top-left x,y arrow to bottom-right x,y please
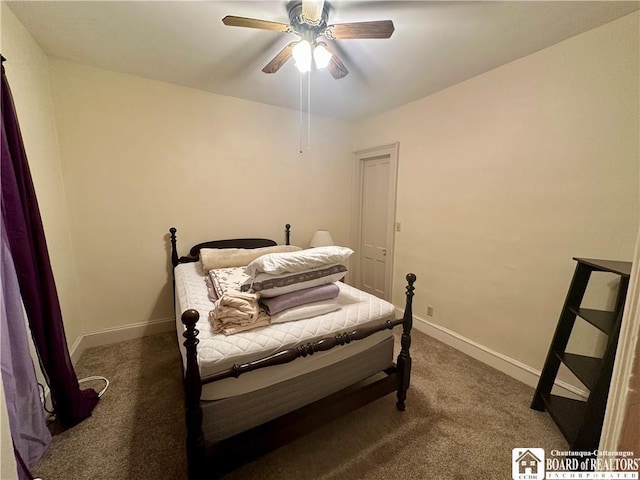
169,224 -> 291,267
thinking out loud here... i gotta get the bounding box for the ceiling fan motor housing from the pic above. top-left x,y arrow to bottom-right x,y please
288,0 -> 330,40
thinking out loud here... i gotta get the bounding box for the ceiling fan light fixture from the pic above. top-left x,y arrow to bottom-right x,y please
313,43 -> 332,69
292,40 -> 312,72
223,1 -> 394,79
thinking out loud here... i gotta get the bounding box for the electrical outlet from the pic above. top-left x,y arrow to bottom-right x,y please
395,222 -> 402,232
427,305 -> 434,317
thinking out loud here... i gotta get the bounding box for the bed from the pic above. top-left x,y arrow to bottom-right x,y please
169,224 -> 416,479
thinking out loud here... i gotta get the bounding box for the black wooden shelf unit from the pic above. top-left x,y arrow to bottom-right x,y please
531,257 -> 631,451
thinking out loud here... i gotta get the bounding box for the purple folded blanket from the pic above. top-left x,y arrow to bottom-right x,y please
260,283 -> 340,315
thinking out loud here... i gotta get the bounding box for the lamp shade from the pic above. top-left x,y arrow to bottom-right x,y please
310,229 -> 335,248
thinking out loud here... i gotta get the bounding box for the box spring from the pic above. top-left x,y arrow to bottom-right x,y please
202,334 -> 394,441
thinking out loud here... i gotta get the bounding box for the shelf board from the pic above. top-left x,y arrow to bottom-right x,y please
555,352 -> 602,391
573,258 -> 632,277
542,394 -> 587,445
568,307 -> 616,335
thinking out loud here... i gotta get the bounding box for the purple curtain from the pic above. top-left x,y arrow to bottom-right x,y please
1,60 -> 98,428
1,217 -> 50,480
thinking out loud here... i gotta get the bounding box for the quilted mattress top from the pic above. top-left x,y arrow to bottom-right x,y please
174,261 -> 397,378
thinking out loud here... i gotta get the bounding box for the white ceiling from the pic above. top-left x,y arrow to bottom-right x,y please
6,1 -> 639,120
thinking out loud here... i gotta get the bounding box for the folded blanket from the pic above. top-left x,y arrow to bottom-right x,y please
270,299 -> 341,324
205,275 -> 218,302
209,290 -> 270,335
208,267 -> 251,301
260,283 -> 340,315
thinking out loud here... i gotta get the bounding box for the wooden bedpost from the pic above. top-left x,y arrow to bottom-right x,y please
285,223 -> 291,245
170,227 -> 179,268
182,309 -> 206,479
396,273 -> 416,411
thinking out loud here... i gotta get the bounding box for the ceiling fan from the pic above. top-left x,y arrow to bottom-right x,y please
222,0 -> 395,79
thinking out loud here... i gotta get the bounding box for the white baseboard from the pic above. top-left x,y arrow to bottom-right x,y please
69,334 -> 85,365
399,309 -> 589,400
69,317 -> 175,365
66,312 -> 587,400
39,318 -> 174,415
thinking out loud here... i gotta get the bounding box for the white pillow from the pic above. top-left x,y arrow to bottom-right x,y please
200,245 -> 301,271
245,246 -> 353,277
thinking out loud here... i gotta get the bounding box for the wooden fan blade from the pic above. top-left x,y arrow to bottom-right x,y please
327,20 -> 395,39
222,16 -> 291,33
319,42 -> 348,79
262,42 -> 296,74
327,53 -> 348,80
302,0 -> 325,23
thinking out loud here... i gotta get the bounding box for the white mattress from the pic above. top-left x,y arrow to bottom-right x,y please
174,261 -> 397,400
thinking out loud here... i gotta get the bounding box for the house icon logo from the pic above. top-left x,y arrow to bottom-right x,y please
512,448 -> 545,480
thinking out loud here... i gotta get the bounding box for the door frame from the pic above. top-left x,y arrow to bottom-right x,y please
350,143 -> 399,301
600,225 -> 640,452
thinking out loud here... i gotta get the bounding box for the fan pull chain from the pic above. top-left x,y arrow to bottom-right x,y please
299,71 -> 303,154
307,70 -> 311,151
298,71 -> 314,153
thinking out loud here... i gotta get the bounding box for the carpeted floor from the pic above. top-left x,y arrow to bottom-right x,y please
33,329 -> 566,480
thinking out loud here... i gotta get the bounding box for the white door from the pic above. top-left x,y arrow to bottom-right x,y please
360,156 -> 390,298
352,143 -> 398,301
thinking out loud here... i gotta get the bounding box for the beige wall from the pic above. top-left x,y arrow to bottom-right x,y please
354,12 -> 639,374
47,58 -> 356,333
1,4 -> 84,349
